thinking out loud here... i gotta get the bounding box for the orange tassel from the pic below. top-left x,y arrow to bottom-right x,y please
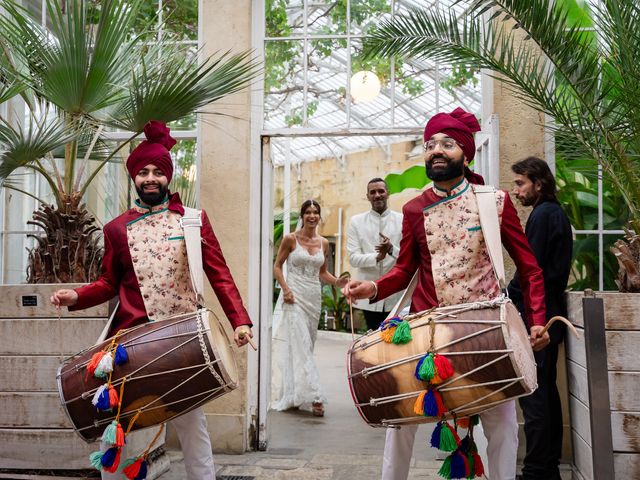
380,326 -> 396,343
108,385 -> 119,409
413,390 -> 427,415
86,351 -> 106,378
457,416 -> 470,429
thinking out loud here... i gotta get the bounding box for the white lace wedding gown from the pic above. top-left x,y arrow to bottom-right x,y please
271,239 -> 327,411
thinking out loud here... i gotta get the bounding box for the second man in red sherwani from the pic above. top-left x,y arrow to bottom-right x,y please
345,108 -> 549,480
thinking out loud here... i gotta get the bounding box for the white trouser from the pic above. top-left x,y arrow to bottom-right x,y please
100,407 -> 215,480
381,400 -> 518,480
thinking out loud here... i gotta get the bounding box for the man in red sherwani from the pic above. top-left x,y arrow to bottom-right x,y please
52,120 -> 253,480
345,108 -> 549,480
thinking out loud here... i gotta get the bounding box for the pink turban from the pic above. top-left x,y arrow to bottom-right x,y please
423,107 -> 481,162
126,121 -> 177,182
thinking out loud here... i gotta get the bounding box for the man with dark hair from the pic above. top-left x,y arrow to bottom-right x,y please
347,178 -> 403,330
509,156 -> 573,480
345,108 -> 549,480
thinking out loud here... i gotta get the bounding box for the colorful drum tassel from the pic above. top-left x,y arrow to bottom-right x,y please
102,420 -> 125,447
94,352 -> 114,378
92,384 -> 111,411
413,389 -> 447,417
433,354 -> 455,380
108,384 -> 120,409
86,351 -> 107,378
456,414 -> 479,430
121,456 -> 148,480
89,447 -> 121,473
379,317 -> 412,344
415,353 -> 436,381
430,421 -> 460,452
114,343 -> 129,365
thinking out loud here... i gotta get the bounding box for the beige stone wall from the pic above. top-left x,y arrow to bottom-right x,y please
274,139 -> 423,276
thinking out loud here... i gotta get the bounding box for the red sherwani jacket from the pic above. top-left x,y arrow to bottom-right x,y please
71,193 -> 252,334
375,184 -> 546,327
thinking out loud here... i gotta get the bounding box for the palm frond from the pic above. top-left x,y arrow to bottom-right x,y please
0,0 -> 144,115
0,115 -> 73,188
105,45 -> 260,132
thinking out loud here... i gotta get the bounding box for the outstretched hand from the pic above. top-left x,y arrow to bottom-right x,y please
341,279 -> 376,304
50,289 -> 78,308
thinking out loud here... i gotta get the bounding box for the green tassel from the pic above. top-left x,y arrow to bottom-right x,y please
392,319 -> 412,344
439,423 -> 459,452
466,451 -> 475,479
438,455 -> 452,479
418,354 -> 435,381
470,414 -> 480,427
101,420 -> 117,445
89,451 -> 103,470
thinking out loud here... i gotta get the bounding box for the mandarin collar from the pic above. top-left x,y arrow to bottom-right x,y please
369,208 -> 391,218
132,191 -> 185,215
432,178 -> 468,198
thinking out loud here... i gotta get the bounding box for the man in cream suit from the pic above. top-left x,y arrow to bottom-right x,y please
347,178 -> 403,331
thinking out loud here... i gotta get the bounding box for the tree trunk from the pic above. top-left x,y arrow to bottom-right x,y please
26,193 -> 103,284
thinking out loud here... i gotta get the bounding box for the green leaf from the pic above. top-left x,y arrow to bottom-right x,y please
385,164 -> 428,195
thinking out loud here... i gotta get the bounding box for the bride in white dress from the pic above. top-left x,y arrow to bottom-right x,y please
271,200 -> 348,416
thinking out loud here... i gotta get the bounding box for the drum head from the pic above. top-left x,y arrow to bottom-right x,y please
202,310 -> 239,387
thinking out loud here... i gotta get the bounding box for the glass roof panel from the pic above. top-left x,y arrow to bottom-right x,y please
264,0 -> 482,165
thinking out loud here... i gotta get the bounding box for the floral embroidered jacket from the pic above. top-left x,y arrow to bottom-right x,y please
71,193 -> 252,335
374,178 -> 546,327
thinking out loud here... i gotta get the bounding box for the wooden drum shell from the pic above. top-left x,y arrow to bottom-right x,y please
57,310 -> 237,442
348,299 -> 536,427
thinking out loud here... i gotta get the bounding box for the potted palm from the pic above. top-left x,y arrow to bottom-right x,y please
0,0 -> 257,474
362,1 -> 640,477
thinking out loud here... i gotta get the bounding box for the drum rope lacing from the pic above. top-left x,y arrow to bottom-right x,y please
350,323 -> 506,378
71,332 -> 217,402
63,315 -> 232,432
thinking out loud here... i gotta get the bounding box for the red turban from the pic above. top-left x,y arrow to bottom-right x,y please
126,121 -> 177,182
423,107 -> 481,162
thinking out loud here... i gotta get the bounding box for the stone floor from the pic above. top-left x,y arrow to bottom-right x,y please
158,331 -> 574,480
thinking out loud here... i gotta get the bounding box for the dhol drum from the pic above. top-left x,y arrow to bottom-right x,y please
348,297 -> 537,427
57,309 -> 237,442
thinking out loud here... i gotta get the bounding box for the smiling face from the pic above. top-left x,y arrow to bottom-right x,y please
424,133 -> 467,182
135,163 -> 169,206
302,204 -> 321,228
366,181 -> 389,214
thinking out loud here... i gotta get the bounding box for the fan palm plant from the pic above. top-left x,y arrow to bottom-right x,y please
363,0 -> 640,291
0,0 -> 258,283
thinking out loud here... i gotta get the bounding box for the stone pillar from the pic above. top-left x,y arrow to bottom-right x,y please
192,0 -> 254,453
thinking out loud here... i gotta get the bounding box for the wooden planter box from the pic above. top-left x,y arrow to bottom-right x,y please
0,284 -> 168,477
566,291 -> 640,480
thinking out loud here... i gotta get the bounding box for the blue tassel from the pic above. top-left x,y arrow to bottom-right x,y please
134,460 -> 148,480
101,447 -> 118,468
114,344 -> 128,366
430,421 -> 442,448
423,390 -> 438,416
96,386 -> 111,411
450,451 -> 468,479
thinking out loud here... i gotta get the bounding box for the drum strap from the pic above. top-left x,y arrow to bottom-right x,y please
181,207 -> 206,307
387,184 -> 506,320
472,184 -> 506,289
